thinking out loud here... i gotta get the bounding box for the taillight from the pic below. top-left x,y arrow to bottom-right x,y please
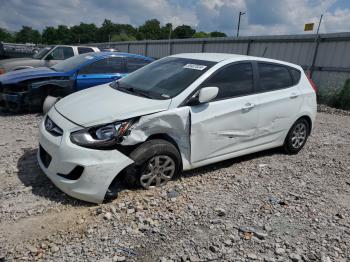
306,74 -> 317,93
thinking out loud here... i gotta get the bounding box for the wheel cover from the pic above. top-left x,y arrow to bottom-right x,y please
291,122 -> 307,149
140,155 -> 176,189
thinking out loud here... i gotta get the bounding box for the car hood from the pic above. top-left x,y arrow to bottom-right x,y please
0,57 -> 39,70
0,67 -> 66,85
54,84 -> 171,127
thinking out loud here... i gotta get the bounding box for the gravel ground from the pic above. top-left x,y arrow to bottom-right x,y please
0,107 -> 349,262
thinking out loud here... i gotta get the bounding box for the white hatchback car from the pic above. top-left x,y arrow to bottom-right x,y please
38,53 -> 317,203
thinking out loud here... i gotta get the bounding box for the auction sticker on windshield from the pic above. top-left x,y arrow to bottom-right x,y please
183,64 -> 207,70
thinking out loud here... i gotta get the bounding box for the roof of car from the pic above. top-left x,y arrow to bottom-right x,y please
87,51 -> 154,61
171,53 -> 300,68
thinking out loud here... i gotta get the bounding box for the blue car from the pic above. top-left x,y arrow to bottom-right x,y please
0,52 -> 154,112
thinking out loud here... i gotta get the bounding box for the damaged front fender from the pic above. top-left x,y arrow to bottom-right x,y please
122,107 -> 192,170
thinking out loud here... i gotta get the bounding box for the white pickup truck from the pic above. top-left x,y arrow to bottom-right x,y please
0,45 -> 100,74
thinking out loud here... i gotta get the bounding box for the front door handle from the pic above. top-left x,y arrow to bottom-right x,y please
290,93 -> 299,99
242,103 -> 255,112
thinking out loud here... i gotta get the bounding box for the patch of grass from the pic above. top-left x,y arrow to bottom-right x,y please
318,79 -> 350,111
333,79 -> 350,110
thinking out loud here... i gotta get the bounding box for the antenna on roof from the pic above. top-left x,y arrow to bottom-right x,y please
262,46 -> 268,57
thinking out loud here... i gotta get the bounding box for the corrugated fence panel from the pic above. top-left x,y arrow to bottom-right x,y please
112,43 -> 129,52
315,41 -> 350,68
87,33 -> 350,89
147,43 -> 169,58
204,42 -> 248,54
129,44 -> 146,56
171,43 -> 202,54
313,71 -> 350,91
248,41 -> 315,66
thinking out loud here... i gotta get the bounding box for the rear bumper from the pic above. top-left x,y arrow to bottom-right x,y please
37,107 -> 134,203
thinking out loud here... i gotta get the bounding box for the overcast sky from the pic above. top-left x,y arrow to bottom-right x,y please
0,0 -> 349,36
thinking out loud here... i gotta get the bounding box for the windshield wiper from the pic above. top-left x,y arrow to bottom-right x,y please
114,82 -> 153,99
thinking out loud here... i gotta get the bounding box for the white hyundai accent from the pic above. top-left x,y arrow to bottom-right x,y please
37,53 -> 317,203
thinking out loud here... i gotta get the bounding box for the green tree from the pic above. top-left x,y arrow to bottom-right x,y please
56,25 -> 72,44
160,23 -> 173,39
15,26 -> 41,43
96,19 -> 137,42
173,25 -> 195,39
193,31 -> 209,38
139,19 -> 161,40
210,31 -> 227,37
111,32 -> 136,42
42,26 -> 57,44
0,28 -> 14,42
71,23 -> 97,43
96,19 -> 115,42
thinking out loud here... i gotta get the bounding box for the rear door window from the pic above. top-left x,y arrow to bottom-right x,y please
126,57 -> 150,73
202,62 -> 254,100
78,47 -> 94,54
258,63 -> 293,91
51,47 -> 74,60
79,57 -> 123,74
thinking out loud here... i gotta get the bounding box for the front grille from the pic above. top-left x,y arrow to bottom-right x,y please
45,116 -> 63,136
57,166 -> 84,180
2,83 -> 28,93
39,145 -> 52,168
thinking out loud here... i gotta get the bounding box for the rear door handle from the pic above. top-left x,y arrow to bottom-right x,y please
290,93 -> 299,99
242,103 -> 255,111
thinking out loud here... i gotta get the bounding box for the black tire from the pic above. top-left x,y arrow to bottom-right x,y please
124,139 -> 181,188
283,118 -> 310,154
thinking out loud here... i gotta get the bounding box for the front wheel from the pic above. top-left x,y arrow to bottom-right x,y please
124,139 -> 181,189
283,118 -> 309,154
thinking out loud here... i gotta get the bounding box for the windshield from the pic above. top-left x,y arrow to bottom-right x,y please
32,47 -> 53,59
51,53 -> 96,72
115,57 -> 215,99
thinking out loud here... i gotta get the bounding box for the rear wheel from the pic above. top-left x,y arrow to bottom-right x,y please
283,118 -> 309,154
124,139 -> 181,189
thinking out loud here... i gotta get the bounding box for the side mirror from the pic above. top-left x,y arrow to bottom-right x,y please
187,86 -> 219,106
198,86 -> 219,103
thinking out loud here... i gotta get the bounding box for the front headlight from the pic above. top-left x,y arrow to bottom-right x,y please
70,119 -> 135,149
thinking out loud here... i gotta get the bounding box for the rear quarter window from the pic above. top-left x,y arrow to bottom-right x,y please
78,47 -> 94,54
289,68 -> 301,85
258,63 -> 293,91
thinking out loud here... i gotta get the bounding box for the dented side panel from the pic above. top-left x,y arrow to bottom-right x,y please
255,85 -> 303,146
190,94 -> 259,163
122,107 -> 192,170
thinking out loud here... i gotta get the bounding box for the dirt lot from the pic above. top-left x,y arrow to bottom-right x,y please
0,106 -> 349,262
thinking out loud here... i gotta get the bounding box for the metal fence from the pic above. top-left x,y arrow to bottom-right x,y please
90,32 -> 350,91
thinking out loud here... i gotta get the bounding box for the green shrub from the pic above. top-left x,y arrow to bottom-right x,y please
333,79 -> 350,110
318,79 -> 350,111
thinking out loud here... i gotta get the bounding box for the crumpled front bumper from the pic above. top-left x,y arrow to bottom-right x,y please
37,107 -> 134,203
0,92 -> 24,111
